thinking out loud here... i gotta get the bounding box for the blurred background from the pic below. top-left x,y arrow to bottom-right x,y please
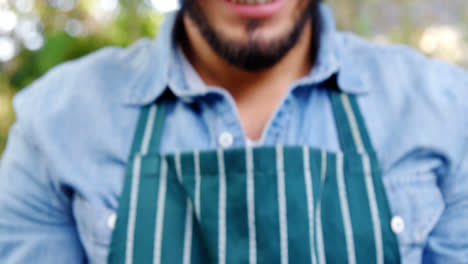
0,0 -> 467,153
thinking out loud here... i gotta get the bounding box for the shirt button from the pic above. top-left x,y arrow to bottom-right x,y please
108,213 -> 117,230
219,132 -> 234,148
391,216 -> 405,234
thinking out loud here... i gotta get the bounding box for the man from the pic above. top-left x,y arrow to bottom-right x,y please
0,0 -> 467,263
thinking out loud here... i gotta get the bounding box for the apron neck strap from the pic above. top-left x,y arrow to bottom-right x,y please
129,101 -> 168,156
326,75 -> 375,154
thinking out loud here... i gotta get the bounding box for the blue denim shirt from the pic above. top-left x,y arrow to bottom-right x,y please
1,5 -> 467,264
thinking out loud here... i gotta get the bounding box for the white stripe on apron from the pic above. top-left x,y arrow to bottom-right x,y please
183,203 -> 193,264
175,152 -> 183,183
315,150 -> 327,264
194,150 -> 201,220
341,94 -> 364,153
276,145 -> 289,264
362,155 -> 384,264
126,155 -> 142,264
217,149 -> 227,264
175,152 -> 193,264
246,147 -> 257,264
336,153 -> 356,264
302,147 -> 317,264
141,105 -> 157,155
153,158 -> 168,264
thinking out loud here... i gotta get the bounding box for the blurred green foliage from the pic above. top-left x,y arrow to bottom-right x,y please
0,0 -> 165,152
4,2 -> 164,89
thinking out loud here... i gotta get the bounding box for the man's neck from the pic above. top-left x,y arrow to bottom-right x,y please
179,13 -> 315,140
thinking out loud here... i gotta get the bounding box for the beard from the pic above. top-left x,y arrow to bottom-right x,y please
179,0 -> 322,72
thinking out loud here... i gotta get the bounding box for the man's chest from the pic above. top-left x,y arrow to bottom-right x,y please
64,91 -> 448,263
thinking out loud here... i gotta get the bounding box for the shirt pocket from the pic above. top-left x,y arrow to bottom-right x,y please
384,172 -> 445,256
73,195 -> 116,264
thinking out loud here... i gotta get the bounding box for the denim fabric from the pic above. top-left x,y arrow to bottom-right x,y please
1,4 -> 467,264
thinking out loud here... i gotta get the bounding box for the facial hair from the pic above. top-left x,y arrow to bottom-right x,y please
180,0 -> 321,72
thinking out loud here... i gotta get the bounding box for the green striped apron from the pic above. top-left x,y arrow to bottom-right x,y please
108,83 -> 401,264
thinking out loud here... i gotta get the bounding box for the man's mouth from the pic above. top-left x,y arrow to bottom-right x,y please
225,0 -> 286,19
227,0 -> 276,4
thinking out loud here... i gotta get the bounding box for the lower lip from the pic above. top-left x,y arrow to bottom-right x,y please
224,0 -> 287,19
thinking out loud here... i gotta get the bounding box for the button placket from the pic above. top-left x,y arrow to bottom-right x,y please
391,215 -> 405,234
265,97 -> 293,144
213,94 -> 243,149
107,213 -> 117,230
219,132 -> 234,148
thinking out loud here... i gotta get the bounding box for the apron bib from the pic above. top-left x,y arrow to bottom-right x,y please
108,79 -> 401,264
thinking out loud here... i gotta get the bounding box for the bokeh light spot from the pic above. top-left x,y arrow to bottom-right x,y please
151,0 -> 179,12
0,9 -> 18,33
0,37 -> 16,62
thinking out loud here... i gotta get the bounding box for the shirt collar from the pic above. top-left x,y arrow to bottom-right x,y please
122,12 -> 177,105
123,4 -> 368,105
295,4 -> 368,95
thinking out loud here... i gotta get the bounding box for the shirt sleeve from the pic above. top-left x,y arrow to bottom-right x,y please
0,122 -> 85,263
0,63 -> 86,264
423,68 -> 468,263
424,145 -> 468,263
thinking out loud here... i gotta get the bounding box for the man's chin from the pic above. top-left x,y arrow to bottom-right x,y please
183,0 -> 316,71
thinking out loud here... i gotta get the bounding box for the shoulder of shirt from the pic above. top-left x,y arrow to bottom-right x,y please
336,31 -> 468,164
336,30 -> 467,114
12,38 -> 156,142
